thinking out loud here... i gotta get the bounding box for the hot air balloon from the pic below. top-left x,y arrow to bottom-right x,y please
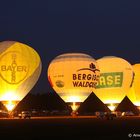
0,41 -> 42,114
48,53 -> 100,115
127,64 -> 140,111
94,56 -> 134,111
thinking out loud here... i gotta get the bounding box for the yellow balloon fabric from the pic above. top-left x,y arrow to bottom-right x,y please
0,41 -> 42,111
94,56 -> 134,109
127,64 -> 140,107
48,53 -> 100,104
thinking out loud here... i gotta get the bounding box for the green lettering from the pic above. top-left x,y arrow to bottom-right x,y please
96,72 -> 123,88
107,76 -> 113,85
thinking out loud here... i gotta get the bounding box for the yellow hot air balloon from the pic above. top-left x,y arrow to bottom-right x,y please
127,64 -> 140,110
48,53 -> 100,115
94,56 -> 134,111
0,41 -> 42,113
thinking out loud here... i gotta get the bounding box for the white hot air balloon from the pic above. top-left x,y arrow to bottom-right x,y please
48,53 -> 100,115
94,56 -> 134,111
0,41 -> 42,114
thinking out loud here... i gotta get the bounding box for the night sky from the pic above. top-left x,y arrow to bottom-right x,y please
0,0 -> 140,93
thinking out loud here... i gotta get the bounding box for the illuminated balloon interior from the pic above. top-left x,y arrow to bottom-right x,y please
0,41 -> 42,112
127,64 -> 140,110
95,56 -> 134,111
48,53 -> 100,115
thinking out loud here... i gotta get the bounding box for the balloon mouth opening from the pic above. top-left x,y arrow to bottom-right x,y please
67,102 -> 81,116
106,103 -> 118,112
1,100 -> 20,112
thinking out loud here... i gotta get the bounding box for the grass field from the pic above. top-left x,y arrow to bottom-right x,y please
0,116 -> 140,140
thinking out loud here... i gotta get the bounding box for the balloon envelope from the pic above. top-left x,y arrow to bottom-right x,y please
127,64 -> 140,107
48,53 -> 100,112
94,56 -> 134,111
0,41 -> 42,111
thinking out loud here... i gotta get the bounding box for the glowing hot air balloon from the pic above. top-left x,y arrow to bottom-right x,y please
94,56 -> 134,111
127,64 -> 140,110
0,41 -> 42,113
48,53 -> 100,115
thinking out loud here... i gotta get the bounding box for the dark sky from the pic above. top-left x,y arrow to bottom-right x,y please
0,0 -> 140,93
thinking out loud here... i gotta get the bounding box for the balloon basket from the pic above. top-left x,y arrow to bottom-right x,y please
136,106 -> 140,115
70,110 -> 79,117
8,111 -> 14,118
